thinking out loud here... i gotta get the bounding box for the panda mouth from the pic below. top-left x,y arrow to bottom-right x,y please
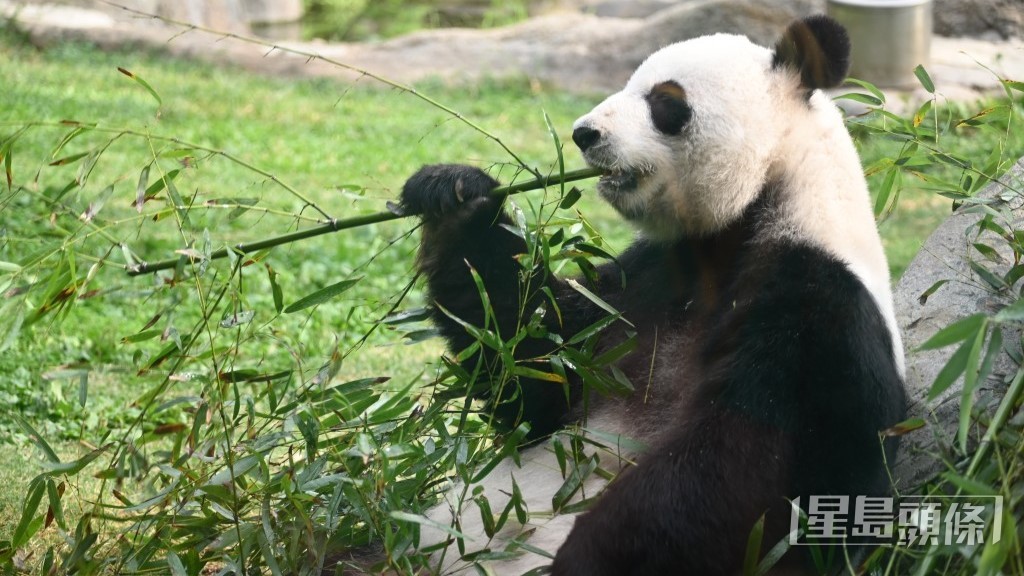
597,168 -> 643,195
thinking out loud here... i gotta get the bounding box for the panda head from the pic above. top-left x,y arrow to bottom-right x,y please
572,16 -> 852,239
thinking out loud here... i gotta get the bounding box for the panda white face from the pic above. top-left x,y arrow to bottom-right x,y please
573,33 -> 793,239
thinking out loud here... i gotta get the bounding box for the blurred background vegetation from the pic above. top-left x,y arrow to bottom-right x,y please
298,0 -> 530,41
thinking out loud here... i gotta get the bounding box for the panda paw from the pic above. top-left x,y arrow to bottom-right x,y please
400,164 -> 501,219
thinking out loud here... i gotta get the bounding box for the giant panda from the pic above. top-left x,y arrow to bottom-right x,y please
395,15 -> 907,576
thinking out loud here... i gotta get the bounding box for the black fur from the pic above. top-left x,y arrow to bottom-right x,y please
402,164 -> 594,440
403,165 -> 906,574
772,15 -> 851,90
400,163 -> 502,218
646,81 -> 693,136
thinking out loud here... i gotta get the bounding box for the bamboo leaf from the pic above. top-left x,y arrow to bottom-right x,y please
45,479 -> 66,530
50,126 -> 89,159
883,417 -> 926,437
743,514 -> 766,576
41,445 -> 108,476
165,178 -> 192,227
543,110 -> 565,197
48,152 -> 90,167
12,477 -> 45,548
755,531 -> 794,576
958,321 -> 989,451
918,313 -> 986,351
511,365 -> 567,384
565,278 -> 633,327
970,260 -> 1010,291
843,78 -> 886,103
927,337 -> 972,401
559,186 -> 582,210
284,277 -> 362,313
15,416 -> 60,464
117,66 -> 163,107
973,242 -> 1003,263
913,64 -> 935,93
567,313 -> 622,345
135,164 -> 150,212
913,99 -> 932,128
917,279 -> 949,305
957,106 -> 1011,128
941,472 -> 997,496
4,141 -> 12,189
389,511 -> 470,540
835,92 -> 883,106
873,167 -> 898,219
267,265 -> 284,314
383,307 -> 431,325
551,455 -> 597,512
76,148 -> 102,187
166,551 -> 187,576
994,299 -> 1024,323
0,303 -> 26,353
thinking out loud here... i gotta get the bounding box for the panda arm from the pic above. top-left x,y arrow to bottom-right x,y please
402,164 -> 615,439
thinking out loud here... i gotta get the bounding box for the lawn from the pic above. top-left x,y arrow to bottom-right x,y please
2,19 -> 1023,575
0,25 -> 617,567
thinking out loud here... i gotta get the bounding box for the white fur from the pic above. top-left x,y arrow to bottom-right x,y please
574,33 -> 904,373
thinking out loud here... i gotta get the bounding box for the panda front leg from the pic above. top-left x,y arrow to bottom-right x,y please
401,164 -> 587,440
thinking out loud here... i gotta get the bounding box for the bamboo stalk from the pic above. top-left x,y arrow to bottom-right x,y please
125,167 -> 601,276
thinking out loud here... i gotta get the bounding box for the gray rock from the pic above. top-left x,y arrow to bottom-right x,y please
303,0 -> 823,94
582,0 -> 679,19
933,0 -> 1023,40
47,0 -> 303,31
893,156 -> 1024,489
242,0 -> 303,25
158,0 -> 249,34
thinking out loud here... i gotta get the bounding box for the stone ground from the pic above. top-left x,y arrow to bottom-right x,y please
2,0 -> 1022,110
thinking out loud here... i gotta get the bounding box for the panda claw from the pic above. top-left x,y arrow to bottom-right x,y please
385,200 -> 405,217
455,177 -> 465,203
400,164 -> 501,219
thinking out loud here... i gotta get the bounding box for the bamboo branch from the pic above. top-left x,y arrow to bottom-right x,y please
125,167 -> 601,276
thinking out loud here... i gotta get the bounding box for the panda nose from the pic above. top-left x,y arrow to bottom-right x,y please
572,126 -> 601,153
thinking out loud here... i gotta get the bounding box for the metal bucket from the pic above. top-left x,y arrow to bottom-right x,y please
826,0 -> 933,89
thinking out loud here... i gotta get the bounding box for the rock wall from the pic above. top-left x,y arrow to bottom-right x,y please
894,157 -> 1024,489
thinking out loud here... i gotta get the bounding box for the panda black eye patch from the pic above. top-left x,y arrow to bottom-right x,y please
646,81 -> 692,136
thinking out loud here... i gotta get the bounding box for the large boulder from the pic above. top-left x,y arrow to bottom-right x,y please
933,0 -> 1023,40
894,157 -> 1024,489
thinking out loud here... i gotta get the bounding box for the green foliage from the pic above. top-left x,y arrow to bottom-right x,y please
0,28 -> 613,575
840,72 -> 1024,574
301,0 -> 531,41
848,81 -> 1024,279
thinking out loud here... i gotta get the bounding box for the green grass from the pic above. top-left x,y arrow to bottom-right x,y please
0,27 -> 615,557
1,22 -> 1023,574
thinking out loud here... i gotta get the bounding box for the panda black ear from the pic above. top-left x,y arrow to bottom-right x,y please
772,15 -> 851,91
